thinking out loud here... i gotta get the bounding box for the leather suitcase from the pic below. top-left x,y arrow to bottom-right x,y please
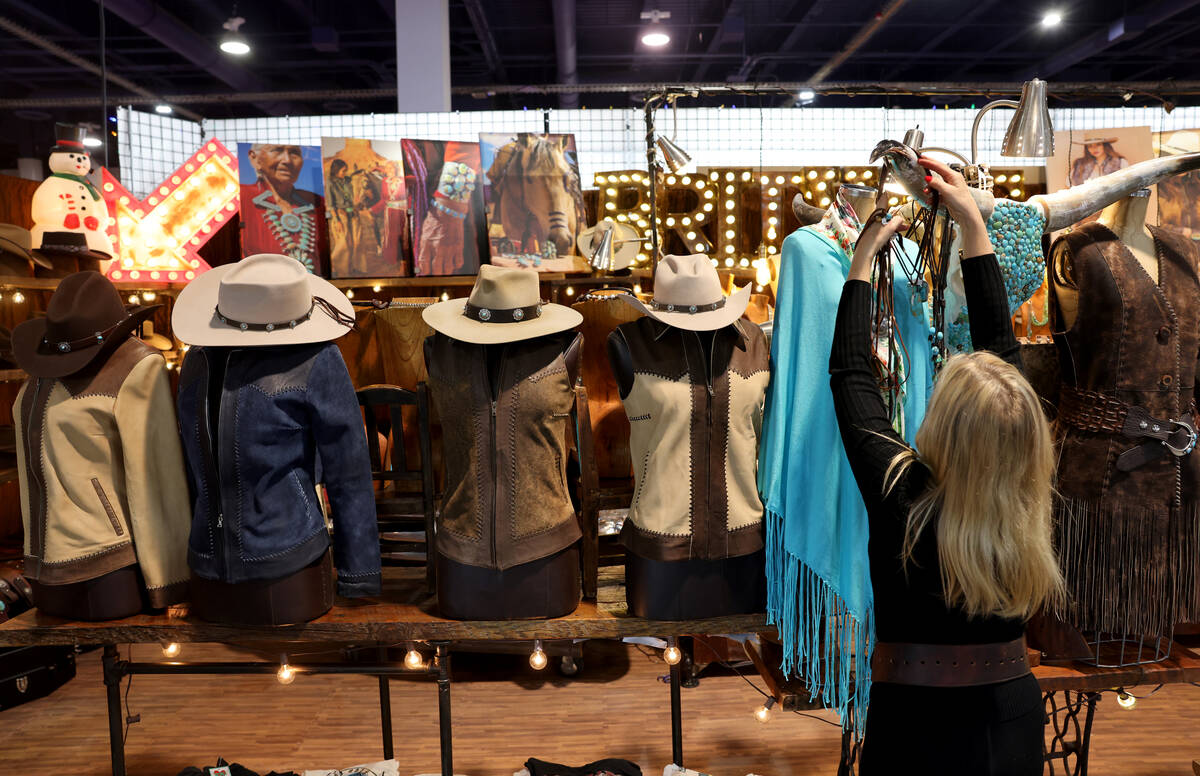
0,646 -> 76,711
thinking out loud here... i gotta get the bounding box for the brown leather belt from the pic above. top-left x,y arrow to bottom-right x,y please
871,637 -> 1030,687
1057,385 -> 1197,472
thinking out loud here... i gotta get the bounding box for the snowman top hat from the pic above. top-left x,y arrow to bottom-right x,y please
52,123 -> 88,154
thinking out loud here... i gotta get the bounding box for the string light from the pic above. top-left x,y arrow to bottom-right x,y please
12,291 -> 24,304
372,284 -> 382,293
276,655 -> 296,685
663,642 -> 682,666
405,645 -> 423,670
1116,690 -> 1137,709
128,294 -> 140,305
565,286 -> 575,296
440,292 -> 449,301
754,697 -> 777,723
346,289 -> 355,299
530,639 -> 548,670
633,284 -> 642,294
160,642 -> 181,658
142,291 -> 156,301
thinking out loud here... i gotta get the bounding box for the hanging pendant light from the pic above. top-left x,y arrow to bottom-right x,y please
656,97 -> 693,173
588,223 -> 616,271
220,16 -> 251,56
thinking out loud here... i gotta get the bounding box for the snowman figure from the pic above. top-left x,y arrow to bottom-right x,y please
30,124 -> 114,258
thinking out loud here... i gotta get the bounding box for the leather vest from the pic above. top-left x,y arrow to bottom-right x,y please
616,317 -> 770,562
425,331 -> 583,570
1050,222 -> 1200,634
1052,223 -> 1200,507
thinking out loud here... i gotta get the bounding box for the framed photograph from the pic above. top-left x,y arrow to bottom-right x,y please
1154,129 -> 1200,238
237,143 -> 327,275
479,132 -> 588,272
401,139 -> 488,276
1046,126 -> 1155,227
321,137 -> 410,278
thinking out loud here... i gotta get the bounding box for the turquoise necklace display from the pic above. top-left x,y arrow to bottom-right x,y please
252,189 -> 317,271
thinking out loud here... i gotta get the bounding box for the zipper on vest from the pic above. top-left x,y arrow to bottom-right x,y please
200,349 -> 227,576
25,378 -> 47,562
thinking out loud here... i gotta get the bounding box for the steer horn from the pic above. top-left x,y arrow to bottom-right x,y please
1031,152 -> 1200,231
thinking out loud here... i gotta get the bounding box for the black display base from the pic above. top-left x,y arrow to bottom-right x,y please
30,565 -> 146,621
436,544 -> 581,620
625,548 -> 766,621
190,550 -> 333,626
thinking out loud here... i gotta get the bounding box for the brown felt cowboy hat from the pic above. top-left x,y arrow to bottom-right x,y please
422,264 -> 581,344
621,254 -> 750,331
11,271 -> 160,379
0,225 -> 53,274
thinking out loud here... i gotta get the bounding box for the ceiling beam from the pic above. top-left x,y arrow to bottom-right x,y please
888,0 -> 1004,81
1021,0 -> 1200,81
551,0 -> 578,108
461,0 -> 506,83
808,0 -> 908,84
693,0 -> 746,82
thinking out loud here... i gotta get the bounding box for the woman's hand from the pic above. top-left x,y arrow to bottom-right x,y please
847,206 -> 907,283
918,156 -> 993,257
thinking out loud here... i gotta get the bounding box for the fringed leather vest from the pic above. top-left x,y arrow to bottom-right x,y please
616,318 -> 770,562
1050,222 -> 1200,634
425,331 -> 583,570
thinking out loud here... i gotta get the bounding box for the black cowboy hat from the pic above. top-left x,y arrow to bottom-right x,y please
32,232 -> 109,278
11,271 -> 160,379
0,225 -> 54,274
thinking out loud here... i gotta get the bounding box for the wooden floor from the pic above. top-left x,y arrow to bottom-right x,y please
2,641 -> 1199,776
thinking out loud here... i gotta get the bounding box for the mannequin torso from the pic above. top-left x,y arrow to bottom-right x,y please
606,323 -> 766,620
1053,190 -> 1155,329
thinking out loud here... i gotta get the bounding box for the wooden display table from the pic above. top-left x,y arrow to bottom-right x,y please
0,568 -> 765,776
2,567 -> 1197,776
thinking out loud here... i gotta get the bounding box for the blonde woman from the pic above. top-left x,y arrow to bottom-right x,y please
831,157 -> 1063,775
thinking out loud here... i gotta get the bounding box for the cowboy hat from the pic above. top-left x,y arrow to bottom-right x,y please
577,220 -> 642,271
32,232 -> 108,277
422,264 -> 582,345
11,271 -> 160,379
621,254 -> 751,331
172,253 -> 355,347
138,321 -> 174,351
1072,136 -> 1120,145
0,225 -> 53,273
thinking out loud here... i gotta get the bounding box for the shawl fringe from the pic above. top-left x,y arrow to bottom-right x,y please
766,507 -> 871,736
1054,497 -> 1200,636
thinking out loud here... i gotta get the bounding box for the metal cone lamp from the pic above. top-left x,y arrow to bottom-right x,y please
589,224 -> 616,271
656,135 -> 693,173
1001,78 -> 1054,158
970,78 -> 1054,163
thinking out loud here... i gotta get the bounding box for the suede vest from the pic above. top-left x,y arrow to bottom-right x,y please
425,331 -> 582,570
616,317 -> 770,562
1050,222 -> 1200,633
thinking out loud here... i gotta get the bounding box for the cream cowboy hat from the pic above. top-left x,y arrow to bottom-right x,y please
576,220 -> 642,271
422,264 -> 582,345
172,253 -> 355,347
1072,136 -> 1119,145
622,254 -> 751,331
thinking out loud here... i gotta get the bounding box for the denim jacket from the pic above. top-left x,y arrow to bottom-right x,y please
176,342 -> 381,597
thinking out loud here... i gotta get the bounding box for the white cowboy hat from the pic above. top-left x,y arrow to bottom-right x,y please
622,254 -> 751,331
576,220 -> 642,271
1072,136 -> 1119,145
172,253 -> 355,347
422,264 -> 582,345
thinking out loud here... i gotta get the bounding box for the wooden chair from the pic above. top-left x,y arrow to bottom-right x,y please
357,383 -> 436,590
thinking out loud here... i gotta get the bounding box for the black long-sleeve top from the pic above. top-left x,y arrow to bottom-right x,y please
829,252 -> 1025,646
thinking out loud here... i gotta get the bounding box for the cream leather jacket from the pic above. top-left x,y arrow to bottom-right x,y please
14,339 -> 191,607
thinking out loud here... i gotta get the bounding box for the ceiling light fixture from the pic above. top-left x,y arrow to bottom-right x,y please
82,136 -> 102,148
220,16 -> 251,56
1041,10 -> 1063,27
640,9 -> 671,48
797,88 -> 816,104
155,104 -> 173,115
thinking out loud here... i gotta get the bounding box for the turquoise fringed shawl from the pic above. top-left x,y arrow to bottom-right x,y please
759,223 -> 933,734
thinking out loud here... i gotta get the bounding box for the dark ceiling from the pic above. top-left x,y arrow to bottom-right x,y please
2,0 -> 1200,161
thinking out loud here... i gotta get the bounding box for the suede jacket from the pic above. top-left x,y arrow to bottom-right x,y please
14,339 -> 191,607
176,342 -> 381,597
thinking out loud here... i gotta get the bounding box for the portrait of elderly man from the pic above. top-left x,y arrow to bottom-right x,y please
238,143 -> 328,275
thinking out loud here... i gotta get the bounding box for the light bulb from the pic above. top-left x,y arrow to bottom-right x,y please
142,291 -> 156,301
530,640 -> 548,670
754,697 -> 777,723
565,286 -> 575,297
12,291 -> 25,304
83,136 -> 102,148
155,104 -> 173,115
756,262 -> 771,286
1042,10 -> 1063,27
1116,690 -> 1137,709
372,284 -> 381,292
404,648 -> 423,669
664,645 -> 682,665
641,29 -> 670,47
441,292 -> 449,301
161,642 -> 181,658
277,662 -> 296,685
346,289 -> 355,299
633,284 -> 643,294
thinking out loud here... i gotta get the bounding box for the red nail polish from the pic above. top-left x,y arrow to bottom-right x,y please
924,175 -> 932,182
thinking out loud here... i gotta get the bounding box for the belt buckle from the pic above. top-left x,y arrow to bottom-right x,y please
1165,419 -> 1198,456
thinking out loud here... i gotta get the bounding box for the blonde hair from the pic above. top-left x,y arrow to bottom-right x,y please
886,352 -> 1064,620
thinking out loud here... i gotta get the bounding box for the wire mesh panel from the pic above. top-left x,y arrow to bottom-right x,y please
118,105 -> 1200,197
